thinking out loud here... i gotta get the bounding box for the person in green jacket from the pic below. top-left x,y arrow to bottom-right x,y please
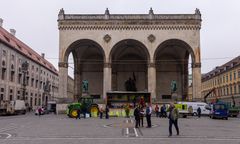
168,103 -> 179,136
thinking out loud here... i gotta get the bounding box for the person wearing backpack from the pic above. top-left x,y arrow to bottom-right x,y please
168,103 -> 179,136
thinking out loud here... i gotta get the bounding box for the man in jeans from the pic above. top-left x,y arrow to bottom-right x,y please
145,103 -> 152,128
168,103 -> 179,136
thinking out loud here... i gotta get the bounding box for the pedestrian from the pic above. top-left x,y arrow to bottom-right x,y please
145,103 -> 152,128
76,109 -> 81,119
134,106 -> 140,128
167,103 -> 179,137
38,107 -> 42,116
105,105 -> 109,119
197,107 -> 201,118
99,106 -> 103,119
160,105 -> 164,118
155,104 -> 160,117
140,106 -> 145,127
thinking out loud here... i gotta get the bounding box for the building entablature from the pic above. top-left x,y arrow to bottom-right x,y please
58,8 -> 201,31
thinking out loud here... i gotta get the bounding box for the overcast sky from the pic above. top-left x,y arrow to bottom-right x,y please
0,0 -> 240,74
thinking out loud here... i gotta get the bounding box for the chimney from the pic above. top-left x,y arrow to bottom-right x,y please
0,18 -> 3,27
41,53 -> 45,59
10,29 -> 16,36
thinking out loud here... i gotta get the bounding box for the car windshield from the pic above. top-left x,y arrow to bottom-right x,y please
214,104 -> 226,110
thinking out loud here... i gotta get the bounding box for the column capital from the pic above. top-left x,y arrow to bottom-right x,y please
148,62 -> 155,68
58,62 -> 68,68
192,62 -> 201,68
104,62 -> 111,68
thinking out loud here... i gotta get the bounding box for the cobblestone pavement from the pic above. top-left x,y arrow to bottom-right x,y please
0,113 -> 240,144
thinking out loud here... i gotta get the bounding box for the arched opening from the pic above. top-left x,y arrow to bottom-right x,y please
64,39 -> 105,101
110,39 -> 150,91
154,39 -> 195,102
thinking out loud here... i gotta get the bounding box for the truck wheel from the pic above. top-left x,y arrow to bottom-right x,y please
225,117 -> 228,120
69,109 -> 78,118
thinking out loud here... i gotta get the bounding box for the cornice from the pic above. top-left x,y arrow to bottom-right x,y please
58,24 -> 201,31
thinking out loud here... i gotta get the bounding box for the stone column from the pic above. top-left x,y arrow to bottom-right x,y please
148,62 -> 156,102
74,70 -> 81,101
58,62 -> 68,99
103,62 -> 112,100
192,63 -> 201,101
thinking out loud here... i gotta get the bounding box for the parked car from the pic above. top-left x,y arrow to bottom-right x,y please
209,102 -> 228,120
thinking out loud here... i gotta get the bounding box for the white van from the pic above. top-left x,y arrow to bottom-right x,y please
177,102 -> 210,116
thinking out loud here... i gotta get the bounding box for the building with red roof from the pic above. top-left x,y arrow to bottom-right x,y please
0,18 -> 59,108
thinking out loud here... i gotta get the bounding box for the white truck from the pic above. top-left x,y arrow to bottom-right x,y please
177,101 -> 210,116
0,100 -> 26,115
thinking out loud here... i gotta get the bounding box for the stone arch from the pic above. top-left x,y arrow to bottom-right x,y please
154,39 -> 196,101
63,39 -> 106,100
109,39 -> 150,91
63,39 -> 106,63
154,39 -> 195,64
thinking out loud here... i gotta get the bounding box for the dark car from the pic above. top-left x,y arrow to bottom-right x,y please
210,102 -> 228,120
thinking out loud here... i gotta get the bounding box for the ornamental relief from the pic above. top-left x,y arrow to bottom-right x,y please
103,34 -> 111,43
148,34 -> 156,43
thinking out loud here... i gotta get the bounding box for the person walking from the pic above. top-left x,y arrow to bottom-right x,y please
139,107 -> 145,127
76,109 -> 81,119
155,104 -> 160,117
168,103 -> 179,137
134,106 -> 140,128
38,107 -> 42,117
145,103 -> 152,128
197,107 -> 201,118
99,106 -> 103,119
105,105 -> 109,119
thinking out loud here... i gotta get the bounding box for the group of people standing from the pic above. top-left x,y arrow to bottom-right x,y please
134,103 -> 152,128
134,103 -> 180,137
154,104 -> 167,118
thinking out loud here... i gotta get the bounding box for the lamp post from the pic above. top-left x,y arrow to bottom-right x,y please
22,61 -> 29,102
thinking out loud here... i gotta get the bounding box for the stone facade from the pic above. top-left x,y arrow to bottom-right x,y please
0,23 -> 59,109
58,8 -> 202,102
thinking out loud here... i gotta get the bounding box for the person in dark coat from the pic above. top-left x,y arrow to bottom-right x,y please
76,109 -> 81,119
168,103 -> 179,137
139,106 -> 145,127
105,105 -> 109,119
197,107 -> 201,118
134,106 -> 140,128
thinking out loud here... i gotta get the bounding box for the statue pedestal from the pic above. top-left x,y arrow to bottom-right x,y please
82,92 -> 90,97
171,93 -> 178,101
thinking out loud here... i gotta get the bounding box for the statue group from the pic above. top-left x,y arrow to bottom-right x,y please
125,77 -> 137,91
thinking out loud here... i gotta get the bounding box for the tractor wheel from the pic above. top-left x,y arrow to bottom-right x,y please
90,104 -> 99,118
69,109 -> 78,118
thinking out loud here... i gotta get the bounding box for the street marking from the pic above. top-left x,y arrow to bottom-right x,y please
0,133 -> 12,139
126,128 -> 129,136
133,128 -> 138,137
6,136 -> 240,141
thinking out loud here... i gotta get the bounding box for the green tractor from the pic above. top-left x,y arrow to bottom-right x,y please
67,97 -> 99,118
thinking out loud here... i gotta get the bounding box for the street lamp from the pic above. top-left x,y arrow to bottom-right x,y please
21,61 -> 29,102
